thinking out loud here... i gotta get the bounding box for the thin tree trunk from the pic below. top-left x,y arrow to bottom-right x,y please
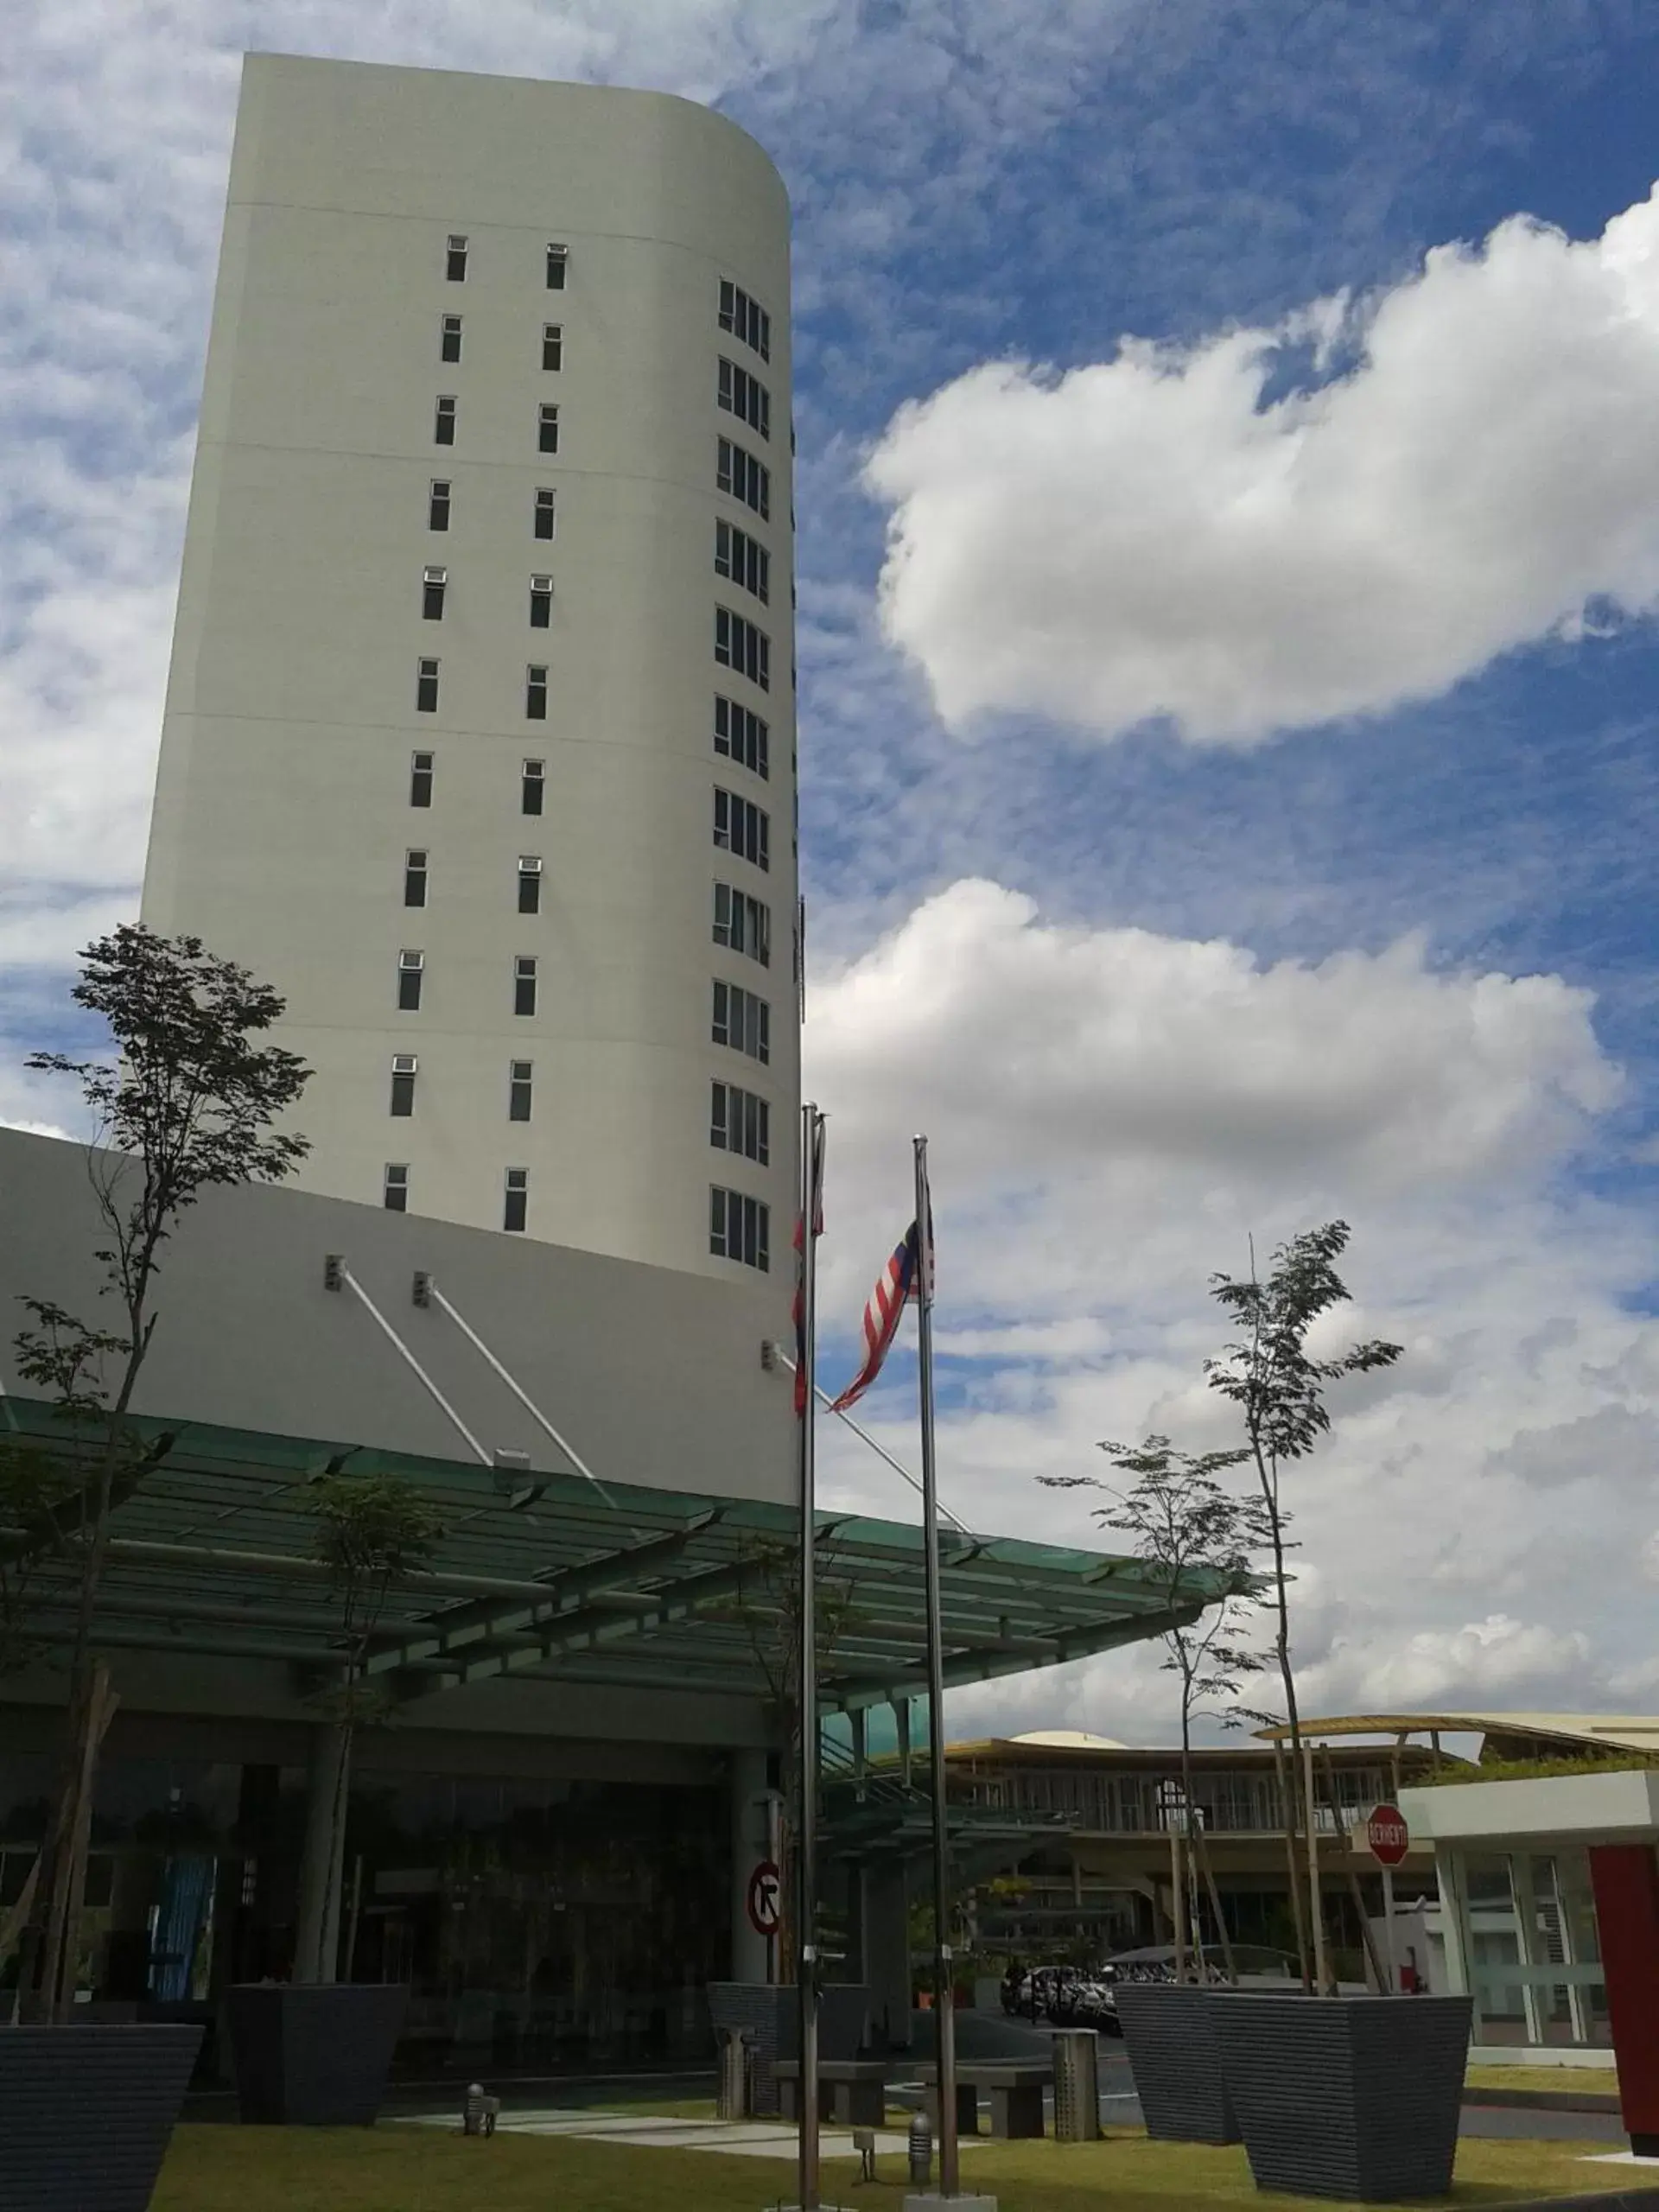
1269,1738 -> 1312,1992
1194,1824 -> 1238,1986
52,1664 -> 116,2016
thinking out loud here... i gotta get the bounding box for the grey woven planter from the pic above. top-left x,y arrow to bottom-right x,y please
0,2023 -> 202,2212
1210,1992 -> 1472,2201
225,1983 -> 407,2125
1113,1981 -> 1240,2144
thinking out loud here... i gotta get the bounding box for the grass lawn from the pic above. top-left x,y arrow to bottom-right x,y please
153,2120 -> 1642,2210
1464,2066 -> 1619,2100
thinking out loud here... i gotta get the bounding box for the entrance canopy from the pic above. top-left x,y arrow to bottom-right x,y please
2,1398 -> 1226,1716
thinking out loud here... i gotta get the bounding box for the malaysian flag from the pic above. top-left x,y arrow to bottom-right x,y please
829,1205 -> 933,1414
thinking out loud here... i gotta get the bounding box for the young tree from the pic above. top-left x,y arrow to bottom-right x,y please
16,925 -> 310,2020
1043,1436 -> 1269,1981
296,1473 -> 444,1984
1205,1223 -> 1402,1992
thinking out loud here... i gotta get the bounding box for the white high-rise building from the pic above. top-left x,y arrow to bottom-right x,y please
143,54 -> 797,1281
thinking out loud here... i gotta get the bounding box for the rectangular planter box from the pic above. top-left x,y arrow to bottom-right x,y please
1210,1992 -> 1473,2201
1114,1982 -> 1240,2145
225,1983 -> 408,2126
0,2023 -> 202,2212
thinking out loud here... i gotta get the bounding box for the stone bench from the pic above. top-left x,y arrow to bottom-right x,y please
919,2061 -> 1052,2140
773,2058 -> 890,2126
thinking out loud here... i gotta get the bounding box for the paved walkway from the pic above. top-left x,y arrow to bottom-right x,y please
403,2110 -> 933,2160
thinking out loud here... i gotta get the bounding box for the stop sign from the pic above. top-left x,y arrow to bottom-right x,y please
1367,1802 -> 1410,1866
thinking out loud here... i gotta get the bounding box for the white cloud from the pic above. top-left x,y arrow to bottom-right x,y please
868,185 -> 1659,744
1315,1616 -> 1595,1712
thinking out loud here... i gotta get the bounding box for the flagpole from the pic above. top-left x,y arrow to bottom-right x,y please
797,1103 -> 824,2212
914,1134 -> 959,2201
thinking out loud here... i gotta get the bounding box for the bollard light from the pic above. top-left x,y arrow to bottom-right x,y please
462,2081 -> 500,2137
908,2107 -> 932,2187
853,2126 -> 876,2184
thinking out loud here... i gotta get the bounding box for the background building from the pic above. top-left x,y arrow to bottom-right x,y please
142,54 -> 798,1278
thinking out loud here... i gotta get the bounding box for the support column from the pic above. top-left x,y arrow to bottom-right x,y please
729,1748 -> 773,1983
1588,1845 -> 1659,2158
293,1723 -> 349,1986
860,1859 -> 912,2049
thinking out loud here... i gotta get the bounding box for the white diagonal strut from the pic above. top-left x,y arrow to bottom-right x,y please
423,1280 -> 617,1509
775,1348 -> 974,1537
338,1267 -> 492,1466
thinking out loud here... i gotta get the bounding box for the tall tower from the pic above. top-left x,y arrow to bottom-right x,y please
143,54 -> 797,1283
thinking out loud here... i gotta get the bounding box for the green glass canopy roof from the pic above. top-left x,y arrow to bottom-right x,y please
1,1397 -> 1227,1715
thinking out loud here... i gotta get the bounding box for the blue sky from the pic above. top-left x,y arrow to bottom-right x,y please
7,0 -> 1659,1738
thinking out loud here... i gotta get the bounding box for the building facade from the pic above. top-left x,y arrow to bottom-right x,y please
142,54 -> 798,1279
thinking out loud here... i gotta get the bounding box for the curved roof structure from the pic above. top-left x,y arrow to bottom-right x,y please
1010,1729 -> 1128,1751
1255,1713 -> 1659,1760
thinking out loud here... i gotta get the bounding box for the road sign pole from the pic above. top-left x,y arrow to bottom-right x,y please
797,1104 -> 824,2212
1382,1861 -> 1398,1995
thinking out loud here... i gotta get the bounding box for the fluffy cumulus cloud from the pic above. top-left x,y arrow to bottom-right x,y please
868,186 -> 1659,744
804,879 -> 1659,1739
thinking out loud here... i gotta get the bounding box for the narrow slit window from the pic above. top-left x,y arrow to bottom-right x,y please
529,575 -> 552,628
422,565 -> 447,620
441,313 -> 462,363
404,849 -> 428,907
384,1162 -> 410,1211
534,487 -> 556,540
410,751 -> 434,808
446,233 -> 467,282
522,759 -> 544,816
545,243 -> 568,290
504,1168 -> 529,1233
518,855 -> 543,914
397,949 -> 424,1012
429,479 -> 450,531
416,658 -> 439,713
390,1054 -> 417,1117
526,664 -> 548,720
542,323 -> 563,372
513,956 -> 537,1018
435,395 -> 456,446
537,404 -> 560,454
509,1060 -> 533,1122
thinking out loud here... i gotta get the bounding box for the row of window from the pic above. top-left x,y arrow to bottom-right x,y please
715,607 -> 769,693
440,314 -> 563,369
410,754 -> 544,812
420,568 -> 554,625
413,660 -> 549,716
399,847 -> 543,920
385,1161 -> 530,1230
416,613 -> 770,718
429,482 -> 559,538
407,713 -> 765,818
718,278 -> 771,362
715,521 -> 769,604
718,357 -> 770,439
717,436 -> 770,520
435,396 -> 561,451
446,234 -> 567,289
387,952 -> 772,1045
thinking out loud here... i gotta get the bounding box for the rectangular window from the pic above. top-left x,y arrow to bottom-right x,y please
384,1162 -> 410,1211
509,1060 -> 533,1123
715,695 -> 769,779
390,1054 -> 417,1117
397,949 -> 424,1012
709,1186 -> 770,1270
518,855 -> 543,914
538,404 -> 560,454
534,487 -> 556,541
446,233 -> 467,283
416,658 -> 439,713
504,1167 -> 530,1233
715,607 -> 771,693
513,956 -> 537,1018
717,356 -> 771,440
422,565 -> 447,620
715,520 -> 769,604
714,883 -> 771,965
441,313 -> 463,363
404,849 -> 428,907
718,277 -> 771,362
713,786 -> 771,870
717,436 -> 771,520
410,751 -> 434,808
711,1080 -> 771,1166
435,395 -> 456,446
529,575 -> 552,627
522,759 -> 544,816
542,323 -> 563,372
712,979 -> 770,1064
526,664 -> 548,720
546,242 -> 568,290
429,479 -> 450,531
